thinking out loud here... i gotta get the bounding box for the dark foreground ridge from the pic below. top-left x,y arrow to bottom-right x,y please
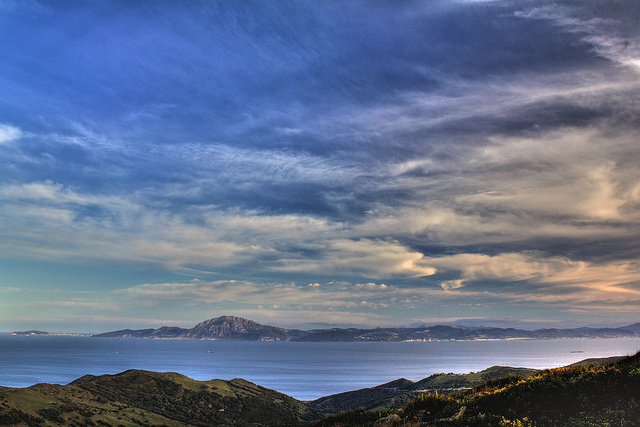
312,351 -> 640,427
308,366 -> 540,414
93,315 -> 640,342
1,353 -> 638,426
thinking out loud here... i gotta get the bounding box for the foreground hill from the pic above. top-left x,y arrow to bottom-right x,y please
314,351 -> 640,426
93,315 -> 640,342
0,370 -> 317,426
1,354 -> 638,426
309,366 -> 538,413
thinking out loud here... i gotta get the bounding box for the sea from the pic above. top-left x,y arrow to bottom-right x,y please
1,334 -> 639,401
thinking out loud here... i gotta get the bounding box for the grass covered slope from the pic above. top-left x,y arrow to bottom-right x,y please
310,366 -> 538,413
72,370 -> 315,426
313,351 -> 640,426
462,351 -> 640,426
0,382 -> 183,426
0,370 -> 317,426
1,354 -> 638,426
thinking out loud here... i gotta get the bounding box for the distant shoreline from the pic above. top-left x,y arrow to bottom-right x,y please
88,315 -> 640,343
7,316 -> 640,343
8,331 -> 91,337
5,332 -> 640,343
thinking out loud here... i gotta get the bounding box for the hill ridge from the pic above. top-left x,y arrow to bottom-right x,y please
2,354 -> 637,426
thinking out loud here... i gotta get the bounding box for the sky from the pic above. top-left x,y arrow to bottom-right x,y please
1,0 -> 640,333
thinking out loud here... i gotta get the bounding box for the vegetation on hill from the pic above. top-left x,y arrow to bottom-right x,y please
0,370 -> 317,426
309,366 -> 538,413
312,351 -> 640,426
1,353 -> 638,426
72,370 -> 316,426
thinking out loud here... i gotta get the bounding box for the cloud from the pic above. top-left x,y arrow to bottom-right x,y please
351,121 -> 640,259
355,282 -> 388,291
515,3 -> 640,72
119,249 -> 640,323
456,128 -> 638,222
269,238 -> 438,279
166,143 -> 358,187
122,279 -> 404,323
43,299 -> 120,311
3,1 -> 640,330
0,181 -> 306,268
0,181 -> 440,279
3,123 -> 640,285
428,252 -> 640,310
0,181 -> 85,203
426,251 -> 574,287
0,124 -> 21,144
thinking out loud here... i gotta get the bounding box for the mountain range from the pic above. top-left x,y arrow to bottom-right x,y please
93,315 -> 640,342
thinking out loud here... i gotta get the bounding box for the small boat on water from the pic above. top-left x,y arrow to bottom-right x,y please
570,350 -> 584,353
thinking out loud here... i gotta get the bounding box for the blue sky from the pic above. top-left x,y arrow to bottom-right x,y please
2,0 -> 640,332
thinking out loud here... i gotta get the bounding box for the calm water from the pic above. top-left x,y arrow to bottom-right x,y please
1,335 -> 639,400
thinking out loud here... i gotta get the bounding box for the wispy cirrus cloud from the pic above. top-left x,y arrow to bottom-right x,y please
515,3 -> 640,72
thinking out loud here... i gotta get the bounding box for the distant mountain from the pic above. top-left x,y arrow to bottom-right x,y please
297,324 -> 638,342
92,326 -> 189,339
94,316 -> 640,342
93,315 -> 308,341
183,316 -> 307,340
621,322 -> 640,334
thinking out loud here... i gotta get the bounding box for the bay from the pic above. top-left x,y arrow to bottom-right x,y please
1,334 -> 639,400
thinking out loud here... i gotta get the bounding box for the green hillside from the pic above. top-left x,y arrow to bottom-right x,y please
310,366 -> 538,413
312,351 -> 640,426
1,354 -> 638,426
0,370 -> 317,426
